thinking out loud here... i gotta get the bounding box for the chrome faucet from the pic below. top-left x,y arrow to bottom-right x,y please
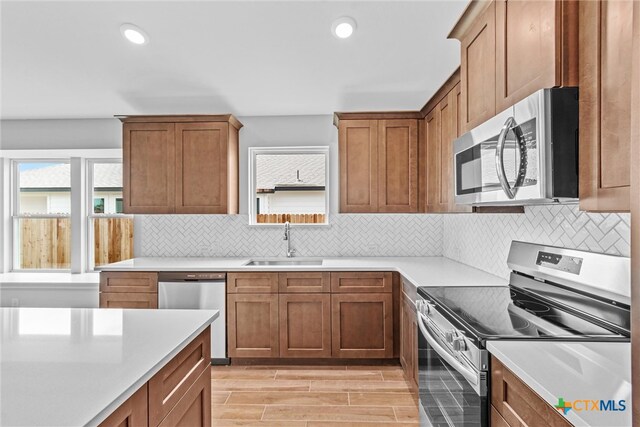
283,221 -> 296,258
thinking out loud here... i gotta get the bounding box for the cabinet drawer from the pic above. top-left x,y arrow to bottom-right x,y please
157,367 -> 210,427
100,292 -> 157,309
99,384 -> 148,427
330,272 -> 393,293
278,272 -> 330,293
100,272 -> 158,293
491,356 -> 572,427
227,272 -> 278,293
149,327 -> 211,426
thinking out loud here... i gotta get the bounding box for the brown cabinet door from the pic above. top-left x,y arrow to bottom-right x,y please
331,293 -> 394,358
99,292 -> 158,309
100,272 -> 158,293
278,272 -> 330,293
460,1 -> 496,132
149,328 -> 210,426
491,356 -> 572,427
99,384 -> 148,427
400,295 -> 417,390
579,0 -> 634,212
377,119 -> 419,213
227,272 -> 279,293
123,122 -> 176,214
447,84 -> 473,213
227,294 -> 279,358
157,367 -> 211,427
339,120 -> 379,212
279,294 -> 331,358
330,272 -> 393,293
495,0 -> 577,111
175,122 -> 231,214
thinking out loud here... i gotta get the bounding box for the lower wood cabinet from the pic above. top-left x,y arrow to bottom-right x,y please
331,272 -> 393,293
491,355 -> 572,427
99,292 -> 158,309
99,327 -> 211,427
331,293 -> 394,358
227,293 -> 279,358
399,292 -> 418,390
279,293 -> 331,358
99,271 -> 158,309
99,384 -> 148,427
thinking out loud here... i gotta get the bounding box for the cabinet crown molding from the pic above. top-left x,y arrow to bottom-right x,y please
115,114 -> 243,129
448,0 -> 494,41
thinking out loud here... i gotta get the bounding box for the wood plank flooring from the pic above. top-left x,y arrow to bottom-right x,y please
210,365 -> 419,426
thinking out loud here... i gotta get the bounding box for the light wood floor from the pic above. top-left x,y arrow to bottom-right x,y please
210,364 -> 419,426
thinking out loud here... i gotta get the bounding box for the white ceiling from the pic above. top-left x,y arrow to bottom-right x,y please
0,1 -> 467,119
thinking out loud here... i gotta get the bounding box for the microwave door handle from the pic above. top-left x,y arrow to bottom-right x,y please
496,116 -> 517,199
417,312 -> 478,387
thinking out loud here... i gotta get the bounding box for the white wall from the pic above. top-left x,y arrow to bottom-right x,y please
0,119 -> 121,150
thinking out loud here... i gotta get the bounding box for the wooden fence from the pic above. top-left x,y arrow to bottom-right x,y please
19,217 -> 133,269
94,217 -> 134,267
256,213 -> 326,224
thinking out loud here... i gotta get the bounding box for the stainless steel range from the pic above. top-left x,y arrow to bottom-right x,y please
416,241 -> 631,427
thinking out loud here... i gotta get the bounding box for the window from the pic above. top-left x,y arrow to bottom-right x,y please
12,161 -> 71,269
88,160 -> 133,270
248,147 -> 329,225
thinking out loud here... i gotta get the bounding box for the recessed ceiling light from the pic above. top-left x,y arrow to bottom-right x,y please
120,24 -> 149,45
332,17 -> 357,39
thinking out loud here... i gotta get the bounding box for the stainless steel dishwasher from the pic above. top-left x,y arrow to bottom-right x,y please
158,272 -> 227,364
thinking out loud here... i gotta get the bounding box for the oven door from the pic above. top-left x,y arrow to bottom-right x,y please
453,95 -> 545,205
417,311 -> 488,427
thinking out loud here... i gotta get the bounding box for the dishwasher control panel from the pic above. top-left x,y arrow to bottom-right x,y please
158,272 -> 226,281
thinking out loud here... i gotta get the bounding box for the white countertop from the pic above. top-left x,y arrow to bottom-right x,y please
0,307 -> 219,426
100,256 -> 508,288
488,341 -> 631,427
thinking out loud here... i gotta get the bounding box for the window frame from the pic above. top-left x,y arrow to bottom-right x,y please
11,159 -> 72,272
248,146 -> 330,227
86,158 -> 132,272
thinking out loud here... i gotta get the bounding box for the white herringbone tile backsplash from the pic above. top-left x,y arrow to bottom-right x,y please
443,204 -> 631,279
137,214 -> 443,257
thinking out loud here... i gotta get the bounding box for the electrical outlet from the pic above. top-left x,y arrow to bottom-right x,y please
11,298 -> 19,307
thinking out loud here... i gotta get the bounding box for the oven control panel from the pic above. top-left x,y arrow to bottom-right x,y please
536,251 -> 583,275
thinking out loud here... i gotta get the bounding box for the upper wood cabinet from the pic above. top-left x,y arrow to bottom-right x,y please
336,116 -> 418,213
579,0 -> 634,212
119,115 -> 241,214
495,0 -> 578,111
451,0 -> 577,133
458,1 -> 496,132
422,72 -> 472,214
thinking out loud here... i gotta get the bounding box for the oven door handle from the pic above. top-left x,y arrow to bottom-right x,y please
417,312 -> 479,387
495,116 -> 522,200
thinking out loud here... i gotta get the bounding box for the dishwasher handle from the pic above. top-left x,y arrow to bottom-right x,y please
158,272 -> 226,282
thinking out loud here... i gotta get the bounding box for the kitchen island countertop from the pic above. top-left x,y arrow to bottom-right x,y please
0,307 -> 219,426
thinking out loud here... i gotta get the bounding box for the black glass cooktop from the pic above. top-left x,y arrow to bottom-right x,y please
417,285 -> 629,342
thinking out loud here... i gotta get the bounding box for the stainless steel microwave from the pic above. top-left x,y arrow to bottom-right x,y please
453,88 -> 578,206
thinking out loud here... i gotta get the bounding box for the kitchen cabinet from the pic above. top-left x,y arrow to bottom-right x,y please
279,293 -> 332,358
99,385 -> 148,427
227,272 -> 279,293
424,76 -> 472,213
579,0 -> 634,212
494,0 -> 578,111
226,271 -> 396,360
278,272 -> 330,293
99,272 -> 158,309
119,115 -> 242,215
458,1 -> 496,132
100,327 -> 211,427
491,355 -> 572,427
330,272 -> 393,293
336,117 -> 418,213
399,293 -> 418,390
451,0 -> 577,133
331,293 -> 394,358
227,293 -> 279,358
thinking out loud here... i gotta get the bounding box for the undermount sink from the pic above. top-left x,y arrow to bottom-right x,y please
245,259 -> 324,266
